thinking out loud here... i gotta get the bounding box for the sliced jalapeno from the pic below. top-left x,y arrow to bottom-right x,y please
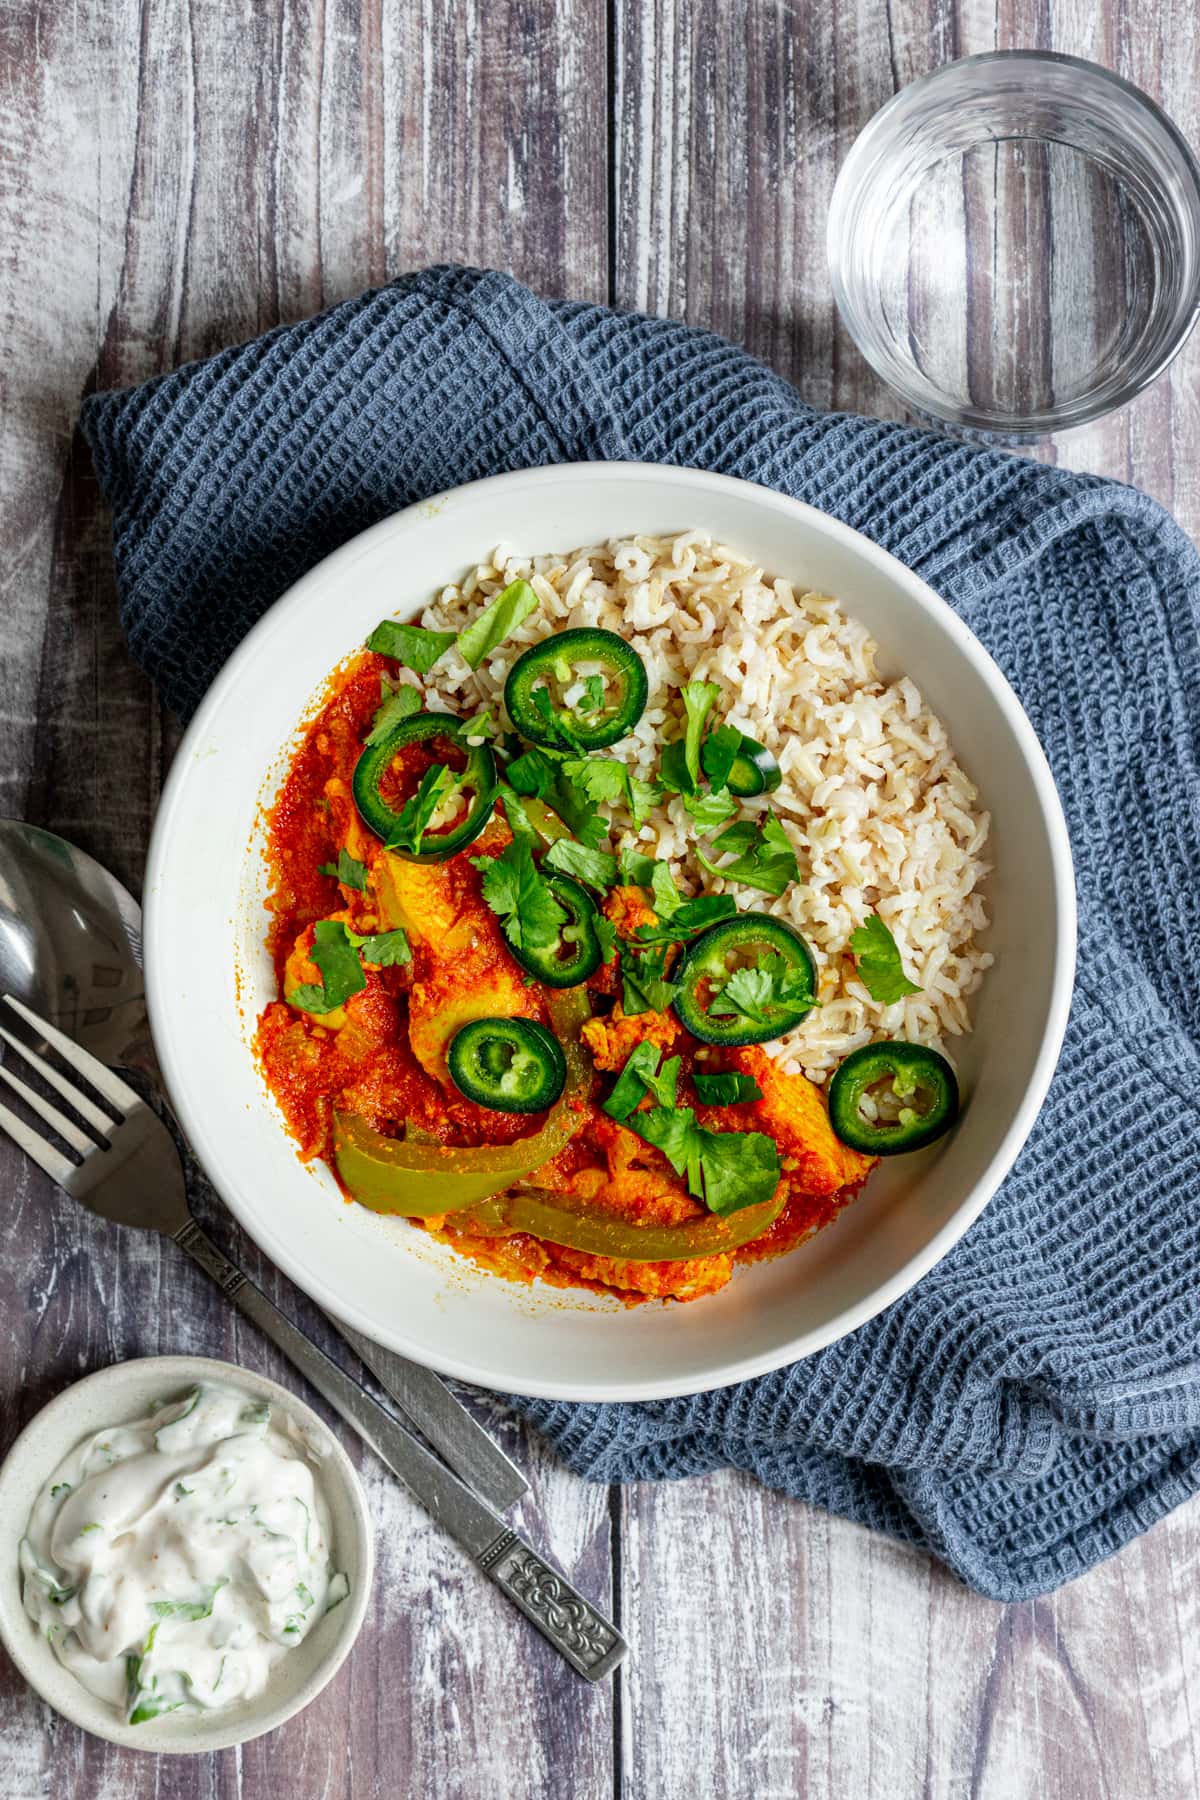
504,628 -> 648,751
352,712 -> 497,861
725,735 -> 782,797
447,1016 -> 567,1114
674,913 -> 816,1046
505,871 -> 604,988
828,1041 -> 959,1155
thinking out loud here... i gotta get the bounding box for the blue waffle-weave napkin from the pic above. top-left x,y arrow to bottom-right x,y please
80,266 -> 1200,1600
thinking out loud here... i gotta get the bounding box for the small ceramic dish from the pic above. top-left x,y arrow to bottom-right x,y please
0,1356 -> 373,1753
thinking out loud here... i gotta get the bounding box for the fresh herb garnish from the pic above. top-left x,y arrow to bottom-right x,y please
457,578 -> 538,670
608,1051 -> 781,1215
286,920 -> 369,1015
386,763 -> 453,855
693,1071 -> 764,1106
603,1042 -> 682,1119
697,814 -> 799,897
543,839 -> 618,892
633,894 -> 739,947
849,914 -> 922,1004
658,738 -> 692,795
649,862 -> 683,917
681,789 -> 738,833
352,927 -> 411,968
149,1580 -> 227,1622
49,1484 -> 71,1500
594,912 -> 618,964
576,674 -> 605,715
367,619 -> 456,674
237,1400 -> 271,1427
473,839 -> 567,956
682,681 -> 721,786
173,1483 -> 193,1500
317,848 -> 367,891
561,757 -> 664,827
700,724 -> 743,791
618,845 -> 657,886
365,682 -> 422,744
506,747 -> 607,847
296,1582 -> 316,1610
619,943 -> 681,1016
709,950 -> 818,1028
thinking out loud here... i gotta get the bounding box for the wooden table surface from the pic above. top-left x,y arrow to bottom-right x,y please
3,3 -> 1200,1795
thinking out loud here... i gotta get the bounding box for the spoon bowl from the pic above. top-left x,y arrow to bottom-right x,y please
0,819 -> 148,1065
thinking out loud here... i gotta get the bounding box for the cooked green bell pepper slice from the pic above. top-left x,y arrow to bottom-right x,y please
504,628 -> 648,751
447,1017 -> 567,1114
725,734 -> 782,797
455,1184 -> 786,1261
828,1040 -> 959,1155
352,712 -> 497,860
333,989 -> 591,1214
673,913 -> 816,1046
504,871 -> 603,987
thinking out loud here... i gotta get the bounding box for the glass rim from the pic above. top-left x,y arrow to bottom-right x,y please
828,50 -> 1200,438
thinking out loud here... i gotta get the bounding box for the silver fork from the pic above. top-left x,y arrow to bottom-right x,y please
0,993 -> 626,1681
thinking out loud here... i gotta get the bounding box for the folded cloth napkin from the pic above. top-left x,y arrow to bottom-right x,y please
80,265 -> 1200,1601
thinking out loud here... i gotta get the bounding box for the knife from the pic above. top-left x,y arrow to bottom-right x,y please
330,1314 -> 528,1513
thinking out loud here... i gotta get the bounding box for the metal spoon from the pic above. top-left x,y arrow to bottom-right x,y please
0,816 -> 527,1510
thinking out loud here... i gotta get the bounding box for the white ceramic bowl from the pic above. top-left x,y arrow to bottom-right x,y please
0,1357 -> 373,1753
145,464 -> 1075,1401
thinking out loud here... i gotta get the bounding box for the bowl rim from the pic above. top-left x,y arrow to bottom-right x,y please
827,49 -> 1200,439
145,461 -> 1077,1400
0,1355 -> 373,1754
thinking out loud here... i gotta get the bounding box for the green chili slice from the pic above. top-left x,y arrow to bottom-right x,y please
447,1017 -> 567,1114
504,628 -> 648,751
456,1185 -> 786,1262
351,712 -> 497,861
673,914 -> 817,1046
503,871 -> 604,988
827,1041 -> 959,1155
724,735 -> 782,797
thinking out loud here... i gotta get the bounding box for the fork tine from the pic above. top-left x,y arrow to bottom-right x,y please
0,1027 -> 115,1136
2,996 -> 139,1113
0,1096 -> 76,1187
0,1062 -> 94,1156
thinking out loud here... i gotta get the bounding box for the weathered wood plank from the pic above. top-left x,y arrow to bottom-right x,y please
0,1 -> 611,1796
614,2 -> 1200,1797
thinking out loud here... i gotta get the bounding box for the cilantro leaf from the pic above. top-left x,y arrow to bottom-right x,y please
318,849 -> 367,892
603,1041 -> 667,1121
683,681 -> 721,786
149,1580 -> 226,1622
365,683 -> 422,745
461,708 -> 497,740
474,839 -> 566,954
352,928 -> 411,968
632,894 -> 738,946
618,845 -> 657,885
627,774 -> 663,828
650,862 -> 683,918
457,579 -> 538,670
624,1104 -> 780,1214
385,764 -> 453,856
849,914 -> 922,1004
594,913 -> 618,964
287,920 -> 369,1015
576,674 -> 605,715
708,949 -> 817,1027
507,747 -> 607,847
561,758 -> 627,807
367,619 -> 456,674
701,724 -> 743,791
543,839 -> 618,892
682,789 -> 738,833
693,1071 -> 764,1106
619,943 -> 681,1015
659,738 -> 693,795
497,782 -> 538,841
697,813 -> 799,897
693,1126 -> 780,1215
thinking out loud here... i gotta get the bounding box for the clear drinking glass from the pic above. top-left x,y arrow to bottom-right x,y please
828,52 -> 1200,439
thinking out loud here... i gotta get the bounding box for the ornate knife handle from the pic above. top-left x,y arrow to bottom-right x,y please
479,1531 -> 627,1681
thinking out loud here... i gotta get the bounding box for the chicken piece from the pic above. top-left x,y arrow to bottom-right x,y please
375,849 -> 537,1086
723,1045 -> 875,1195
581,1003 -> 679,1072
603,884 -> 659,939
